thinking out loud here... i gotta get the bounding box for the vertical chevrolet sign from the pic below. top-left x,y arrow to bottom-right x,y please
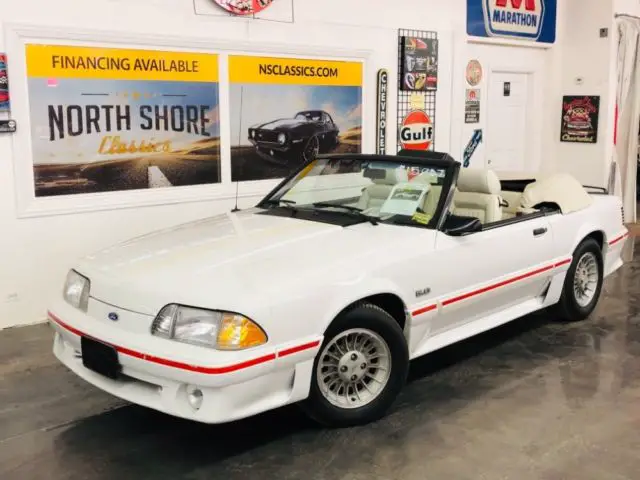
467,0 -> 556,44
376,69 -> 388,155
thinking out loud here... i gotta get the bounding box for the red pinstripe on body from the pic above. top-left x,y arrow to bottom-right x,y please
411,258 -> 573,317
48,312 -> 319,374
609,232 -> 629,246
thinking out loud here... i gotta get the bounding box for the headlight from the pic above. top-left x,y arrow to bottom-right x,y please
277,133 -> 286,144
63,269 -> 90,312
150,304 -> 267,350
249,130 -> 255,138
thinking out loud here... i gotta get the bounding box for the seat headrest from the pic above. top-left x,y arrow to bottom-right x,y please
457,169 -> 501,195
366,167 -> 409,186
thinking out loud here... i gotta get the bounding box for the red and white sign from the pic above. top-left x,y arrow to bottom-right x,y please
484,0 -> 544,39
214,0 -> 274,15
399,110 -> 433,151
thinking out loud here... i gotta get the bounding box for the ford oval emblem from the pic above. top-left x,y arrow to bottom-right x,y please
108,312 -> 119,321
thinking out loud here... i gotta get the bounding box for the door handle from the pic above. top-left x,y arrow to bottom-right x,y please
533,227 -> 547,237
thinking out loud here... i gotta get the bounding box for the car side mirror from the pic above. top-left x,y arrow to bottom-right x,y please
443,214 -> 483,236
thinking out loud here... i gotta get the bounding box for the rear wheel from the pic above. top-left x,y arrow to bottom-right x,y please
300,303 -> 409,427
554,238 -> 603,322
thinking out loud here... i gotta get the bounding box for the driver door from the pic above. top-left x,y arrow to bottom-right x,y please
427,215 -> 556,335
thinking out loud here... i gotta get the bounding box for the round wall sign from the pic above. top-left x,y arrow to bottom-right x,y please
465,60 -> 483,87
399,110 -> 433,151
214,0 -> 274,15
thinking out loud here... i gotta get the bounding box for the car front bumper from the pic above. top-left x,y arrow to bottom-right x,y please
47,301 -> 322,424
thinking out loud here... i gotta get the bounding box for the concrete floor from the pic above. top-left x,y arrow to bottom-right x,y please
1,239 -> 639,480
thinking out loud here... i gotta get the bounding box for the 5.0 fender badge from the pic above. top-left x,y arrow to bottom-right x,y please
415,288 -> 431,298
108,312 -> 119,321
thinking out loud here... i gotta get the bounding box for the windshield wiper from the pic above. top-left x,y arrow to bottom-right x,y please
261,199 -> 300,215
264,199 -> 297,206
312,202 -> 379,225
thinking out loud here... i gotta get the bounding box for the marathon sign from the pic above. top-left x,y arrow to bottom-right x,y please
467,0 -> 556,44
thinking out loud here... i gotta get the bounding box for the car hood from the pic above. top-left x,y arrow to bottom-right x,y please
256,118 -> 309,130
74,209 -> 425,315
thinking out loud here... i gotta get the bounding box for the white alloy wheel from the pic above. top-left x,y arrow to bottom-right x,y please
573,251 -> 599,307
316,328 -> 392,409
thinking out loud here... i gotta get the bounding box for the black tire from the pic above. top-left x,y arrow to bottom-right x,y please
553,237 -> 604,322
302,135 -> 320,162
300,302 -> 409,428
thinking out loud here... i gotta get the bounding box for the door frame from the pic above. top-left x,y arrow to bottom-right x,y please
485,67 -> 538,172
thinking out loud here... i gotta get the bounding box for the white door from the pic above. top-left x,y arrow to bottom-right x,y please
486,72 -> 530,171
428,216 -> 555,335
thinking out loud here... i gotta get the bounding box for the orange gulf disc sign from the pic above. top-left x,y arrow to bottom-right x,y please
214,0 -> 274,15
399,110 -> 433,151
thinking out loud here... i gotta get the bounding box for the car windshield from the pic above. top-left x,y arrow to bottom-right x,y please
260,156 -> 449,228
295,112 -> 321,122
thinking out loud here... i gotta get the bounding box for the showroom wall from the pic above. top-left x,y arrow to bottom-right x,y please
0,0 -> 617,329
0,0 -> 461,329
549,0 -> 617,187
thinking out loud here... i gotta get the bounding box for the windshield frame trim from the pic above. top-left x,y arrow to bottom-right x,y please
256,153 -> 460,230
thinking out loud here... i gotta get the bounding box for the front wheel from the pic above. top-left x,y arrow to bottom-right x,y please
553,237 -> 604,322
300,303 -> 409,427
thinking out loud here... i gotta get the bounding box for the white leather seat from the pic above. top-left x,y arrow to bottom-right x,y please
356,167 -> 409,212
451,169 -> 503,224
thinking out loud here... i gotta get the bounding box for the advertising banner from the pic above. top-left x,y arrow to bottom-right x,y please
560,95 -> 600,144
26,44 -> 220,197
467,0 -> 557,44
229,55 -> 363,181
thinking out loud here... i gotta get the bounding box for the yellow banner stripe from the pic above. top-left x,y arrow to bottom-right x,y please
26,44 -> 218,82
229,55 -> 362,87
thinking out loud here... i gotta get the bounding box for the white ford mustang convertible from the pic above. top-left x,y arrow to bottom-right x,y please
48,151 -> 629,427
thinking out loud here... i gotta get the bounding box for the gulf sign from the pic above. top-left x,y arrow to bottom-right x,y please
399,110 -> 433,151
467,0 -> 556,44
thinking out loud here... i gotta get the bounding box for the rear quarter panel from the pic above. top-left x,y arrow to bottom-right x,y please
547,194 -> 627,275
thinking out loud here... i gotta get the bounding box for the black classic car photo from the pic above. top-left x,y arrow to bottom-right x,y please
248,110 -> 340,165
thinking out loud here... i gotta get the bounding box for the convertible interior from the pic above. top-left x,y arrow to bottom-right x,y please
356,166 -> 593,228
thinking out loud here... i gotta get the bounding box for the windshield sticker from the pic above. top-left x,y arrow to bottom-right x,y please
412,211 -> 432,224
398,165 -> 446,180
380,183 -> 430,217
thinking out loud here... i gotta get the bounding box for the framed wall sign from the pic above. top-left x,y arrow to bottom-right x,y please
560,95 -> 600,144
464,88 -> 480,124
399,36 -> 438,92
228,55 -> 363,182
467,0 -> 557,44
213,0 -> 274,15
25,44 -> 222,198
0,53 -> 9,112
4,24 -> 373,218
